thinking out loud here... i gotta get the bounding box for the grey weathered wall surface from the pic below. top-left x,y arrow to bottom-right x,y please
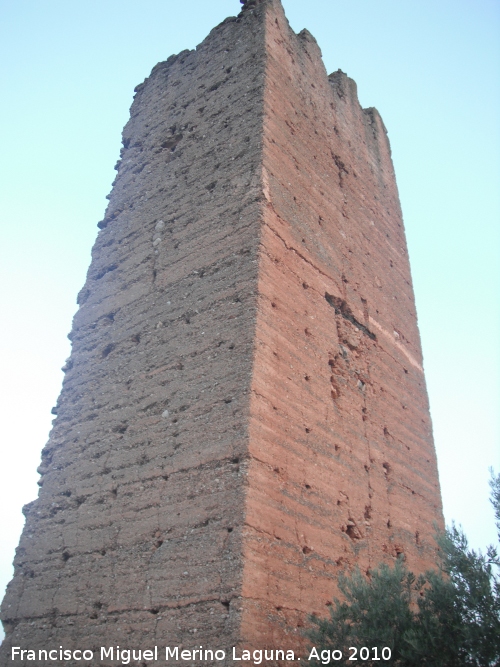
1,4 -> 266,663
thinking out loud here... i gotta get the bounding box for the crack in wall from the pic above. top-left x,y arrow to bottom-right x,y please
325,292 -> 376,340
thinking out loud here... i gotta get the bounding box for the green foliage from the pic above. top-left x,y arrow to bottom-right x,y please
307,472 -> 500,666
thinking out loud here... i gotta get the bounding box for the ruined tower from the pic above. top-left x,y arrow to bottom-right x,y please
1,0 -> 443,661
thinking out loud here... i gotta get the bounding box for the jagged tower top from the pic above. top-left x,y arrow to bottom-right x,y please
240,0 -> 267,8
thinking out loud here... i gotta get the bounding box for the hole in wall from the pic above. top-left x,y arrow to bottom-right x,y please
101,343 -> 115,358
346,525 -> 360,541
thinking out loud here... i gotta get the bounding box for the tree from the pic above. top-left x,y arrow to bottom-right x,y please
306,472 -> 500,666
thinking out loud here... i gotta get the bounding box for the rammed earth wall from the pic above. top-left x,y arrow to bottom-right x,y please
1,1 -> 443,664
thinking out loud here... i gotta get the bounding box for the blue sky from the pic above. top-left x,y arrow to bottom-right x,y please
0,0 -> 499,639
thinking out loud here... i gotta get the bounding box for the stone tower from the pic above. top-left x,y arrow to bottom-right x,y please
1,0 -> 443,662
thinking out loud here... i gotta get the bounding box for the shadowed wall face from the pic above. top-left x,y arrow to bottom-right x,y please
1,7 -> 267,659
0,0 -> 442,661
